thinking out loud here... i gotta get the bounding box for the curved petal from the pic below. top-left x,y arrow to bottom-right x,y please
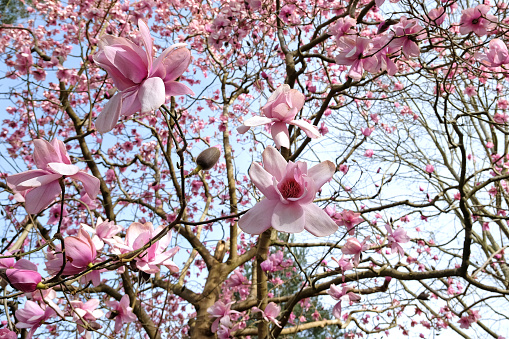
248,162 -> 279,200
237,125 -> 251,134
238,199 -> 275,235
308,160 -> 335,189
119,87 -> 141,117
262,146 -> 287,181
7,170 -> 54,189
270,122 -> 290,149
96,92 -> 123,134
102,44 -> 148,84
126,222 -> 153,248
164,81 -> 195,97
70,172 -> 100,200
24,181 -> 62,214
160,47 -> 192,81
17,173 -> 61,190
151,43 -> 189,78
271,202 -> 305,233
243,116 -> 274,127
138,77 -> 166,113
289,120 -> 321,139
47,163 -> 80,176
33,139 -> 58,169
332,301 -> 342,319
138,20 -> 153,71
302,204 -> 338,237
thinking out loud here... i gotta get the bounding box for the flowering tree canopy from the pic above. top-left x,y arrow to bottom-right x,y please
0,0 -> 509,338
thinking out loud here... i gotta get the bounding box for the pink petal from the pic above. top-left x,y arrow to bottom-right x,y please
70,172 -> 100,200
7,170 -> 54,189
289,119 -> 321,139
262,146 -> 287,181
302,204 -> 338,236
308,160 -> 335,189
96,92 -> 123,133
248,162 -> 279,200
332,301 -> 342,319
271,202 -> 305,233
33,139 -> 59,169
150,43 -> 188,78
237,125 -> 251,134
47,163 -> 80,176
17,173 -> 61,189
164,81 -> 194,97
271,122 -> 290,149
137,20 -> 153,70
238,199 -> 275,234
160,47 -> 192,81
126,222 -> 153,248
138,77 -> 166,113
119,87 -> 142,117
24,181 -> 62,214
243,116 -> 274,127
102,44 -> 147,84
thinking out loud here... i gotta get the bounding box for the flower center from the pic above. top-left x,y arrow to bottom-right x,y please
472,18 -> 479,25
280,178 -> 303,199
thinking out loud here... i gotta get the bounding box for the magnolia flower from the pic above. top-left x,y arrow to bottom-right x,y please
335,36 -> 377,80
46,228 -> 97,276
106,295 -> 137,332
334,210 -> 363,235
114,222 -> 179,274
0,329 -> 17,339
6,139 -> 100,214
237,85 -> 320,149
327,284 -> 361,319
389,16 -> 425,58
238,146 -> 337,236
385,224 -> 410,256
459,5 -> 497,36
3,269 -> 42,292
81,217 -> 123,250
341,236 -> 370,266
207,301 -> 240,333
477,39 -> 509,67
16,300 -> 56,339
426,7 -> 448,26
70,298 -> 104,334
93,19 -> 194,133
252,302 -> 281,327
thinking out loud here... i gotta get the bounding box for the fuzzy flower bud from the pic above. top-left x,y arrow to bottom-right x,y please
196,147 -> 221,170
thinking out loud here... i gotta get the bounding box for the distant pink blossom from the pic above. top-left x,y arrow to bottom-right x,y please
459,5 -> 497,36
385,224 -> 410,256
329,17 -> 357,41
238,146 -> 337,236
335,37 -> 377,80
237,85 -> 320,149
334,210 -> 363,235
365,149 -> 374,158
389,16 -> 425,58
70,298 -> 104,334
207,301 -> 240,333
93,20 -> 194,133
252,302 -> 281,327
341,237 -> 370,266
81,217 -> 123,250
327,284 -> 361,319
426,7 -> 448,26
106,295 -> 137,332
0,329 -> 17,339
464,85 -> 477,97
6,139 -> 100,214
425,164 -> 435,173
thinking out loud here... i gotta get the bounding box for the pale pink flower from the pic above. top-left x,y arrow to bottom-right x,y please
6,139 -> 100,214
494,112 -> 509,124
365,149 -> 374,158
478,39 -> 509,67
327,284 -> 361,319
237,85 -> 320,149
329,17 -> 357,41
389,16 -> 425,58
207,301 -> 240,333
331,255 -> 354,282
226,270 -> 248,288
15,300 -> 56,339
45,228 -> 97,276
106,295 -> 137,332
93,20 -> 194,133
238,146 -> 337,236
252,302 -> 281,327
361,126 -> 374,137
366,36 -> 400,76
114,222 -> 179,274
335,37 -> 377,80
464,85 -> 477,97
81,217 -> 123,250
0,329 -> 17,339
385,224 -> 410,256
425,164 -> 435,173
334,210 -> 363,235
341,237 -> 370,266
459,5 -> 497,36
426,7 -> 448,26
3,269 -> 42,292
70,298 -> 104,334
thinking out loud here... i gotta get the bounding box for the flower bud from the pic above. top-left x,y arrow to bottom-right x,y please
196,147 -> 221,171
4,268 -> 42,292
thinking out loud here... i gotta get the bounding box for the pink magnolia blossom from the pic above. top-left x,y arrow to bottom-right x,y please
335,37 -> 377,80
477,39 -> 509,67
366,36 -> 400,76
389,16 -> 425,58
329,17 -> 357,41
81,217 -> 123,250
106,295 -> 137,332
341,237 -> 370,266
70,298 -> 104,334
327,284 -> 361,319
385,224 -> 410,256
0,329 -> 17,339
6,139 -> 100,214
252,302 -> 281,327
334,210 -> 363,235
332,255 -> 354,281
425,164 -> 435,173
45,228 -> 97,276
15,300 -> 56,339
93,19 -> 194,133
426,7 -> 448,26
238,146 -> 337,236
459,5 -> 497,36
237,85 -> 320,149
114,222 -> 179,274
4,269 -> 42,292
207,301 -> 240,333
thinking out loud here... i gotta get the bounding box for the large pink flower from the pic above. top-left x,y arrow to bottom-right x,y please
237,85 -> 320,149
106,295 -> 137,332
238,146 -> 337,236
93,19 -> 194,133
6,139 -> 100,214
15,300 -> 56,339
459,5 -> 497,37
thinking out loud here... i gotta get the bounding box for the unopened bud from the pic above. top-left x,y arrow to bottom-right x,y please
196,147 -> 221,171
